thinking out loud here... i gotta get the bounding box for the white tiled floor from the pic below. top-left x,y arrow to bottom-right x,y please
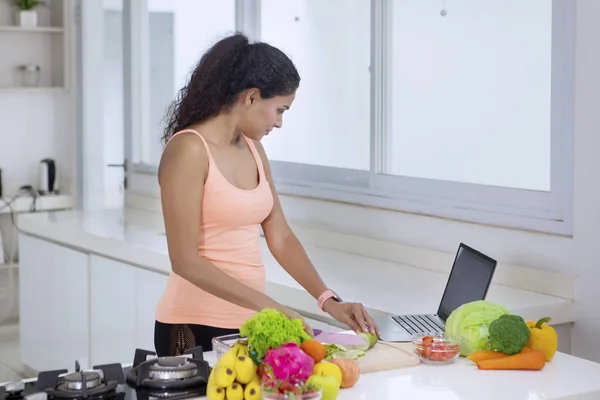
0,339 -> 28,383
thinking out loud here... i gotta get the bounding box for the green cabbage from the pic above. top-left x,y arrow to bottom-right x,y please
444,300 -> 509,356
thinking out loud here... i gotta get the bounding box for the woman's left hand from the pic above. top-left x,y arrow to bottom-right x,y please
324,300 -> 380,336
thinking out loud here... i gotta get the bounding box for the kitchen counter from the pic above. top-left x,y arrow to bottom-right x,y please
10,207 -> 600,399
201,334 -> 600,400
16,208 -> 575,326
5,348 -> 600,400
0,193 -> 74,214
14,208 -> 579,375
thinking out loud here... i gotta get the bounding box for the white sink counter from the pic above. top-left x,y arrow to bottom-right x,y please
16,208 -> 575,327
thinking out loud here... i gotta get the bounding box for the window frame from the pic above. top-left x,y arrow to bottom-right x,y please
266,0 -> 575,236
127,0 -> 575,236
125,0 -> 252,197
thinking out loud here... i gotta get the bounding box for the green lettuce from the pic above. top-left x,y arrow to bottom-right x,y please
444,300 -> 509,356
240,308 -> 311,361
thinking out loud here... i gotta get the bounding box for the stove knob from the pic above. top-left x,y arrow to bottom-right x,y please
4,381 -> 25,392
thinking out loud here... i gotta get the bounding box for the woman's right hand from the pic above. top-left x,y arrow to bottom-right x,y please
271,303 -> 314,337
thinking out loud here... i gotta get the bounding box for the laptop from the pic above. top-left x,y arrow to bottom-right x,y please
374,243 -> 497,342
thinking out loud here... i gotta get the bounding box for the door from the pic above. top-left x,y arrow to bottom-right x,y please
103,4 -> 126,209
78,0 -> 127,210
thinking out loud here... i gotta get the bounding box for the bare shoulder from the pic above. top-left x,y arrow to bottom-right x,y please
252,139 -> 270,165
158,132 -> 209,185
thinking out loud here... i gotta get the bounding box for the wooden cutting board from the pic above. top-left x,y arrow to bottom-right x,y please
357,341 -> 421,374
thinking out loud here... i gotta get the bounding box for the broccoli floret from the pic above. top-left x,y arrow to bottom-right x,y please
488,314 -> 531,355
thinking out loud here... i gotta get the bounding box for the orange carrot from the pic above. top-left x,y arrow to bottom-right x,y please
468,350 -> 509,363
468,347 -> 532,363
476,349 -> 546,371
521,346 -> 532,353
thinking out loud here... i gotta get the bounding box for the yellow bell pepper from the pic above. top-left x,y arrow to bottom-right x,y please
526,317 -> 558,361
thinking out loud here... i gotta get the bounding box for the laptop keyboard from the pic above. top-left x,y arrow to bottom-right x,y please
392,314 -> 445,336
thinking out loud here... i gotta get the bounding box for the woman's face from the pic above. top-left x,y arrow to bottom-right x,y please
238,90 -> 296,141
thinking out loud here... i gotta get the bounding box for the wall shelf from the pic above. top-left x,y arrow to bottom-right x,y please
0,0 -> 70,91
0,86 -> 66,93
0,263 -> 18,271
0,26 -> 64,33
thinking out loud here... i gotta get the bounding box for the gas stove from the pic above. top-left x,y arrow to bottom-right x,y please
0,347 -> 210,400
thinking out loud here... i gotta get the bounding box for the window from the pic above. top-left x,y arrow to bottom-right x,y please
260,0 -> 371,171
257,0 -> 575,235
126,0 -> 575,235
390,0 -> 551,191
135,0 -> 236,168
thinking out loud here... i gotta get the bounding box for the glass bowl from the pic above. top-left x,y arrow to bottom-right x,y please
411,335 -> 460,365
211,333 -> 262,365
261,382 -> 323,400
211,333 -> 243,361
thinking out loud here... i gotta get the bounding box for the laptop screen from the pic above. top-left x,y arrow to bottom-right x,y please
436,244 -> 497,321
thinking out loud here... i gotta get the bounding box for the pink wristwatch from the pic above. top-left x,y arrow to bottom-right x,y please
317,289 -> 342,311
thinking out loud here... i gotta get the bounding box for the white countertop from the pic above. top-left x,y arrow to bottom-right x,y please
16,208 -> 575,327
201,335 -> 600,400
11,208 -> 599,399
5,348 -> 600,400
336,353 -> 600,400
0,194 -> 74,214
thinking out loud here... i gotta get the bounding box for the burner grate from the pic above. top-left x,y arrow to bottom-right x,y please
126,346 -> 209,392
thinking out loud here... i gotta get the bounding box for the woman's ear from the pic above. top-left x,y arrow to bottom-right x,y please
244,88 -> 261,106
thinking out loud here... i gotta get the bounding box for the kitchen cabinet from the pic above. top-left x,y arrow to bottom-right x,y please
20,234 -> 348,372
19,234 -> 89,372
19,236 -> 168,371
90,255 -> 137,366
90,255 -> 167,365
135,268 -> 168,352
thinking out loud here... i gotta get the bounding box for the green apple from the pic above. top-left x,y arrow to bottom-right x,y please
306,375 -> 340,400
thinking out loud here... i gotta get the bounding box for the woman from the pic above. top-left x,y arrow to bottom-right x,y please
154,32 -> 379,357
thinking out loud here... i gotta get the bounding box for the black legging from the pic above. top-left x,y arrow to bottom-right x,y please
154,320 -> 239,357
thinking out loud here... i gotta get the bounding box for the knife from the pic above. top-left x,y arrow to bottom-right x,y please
313,331 -> 369,347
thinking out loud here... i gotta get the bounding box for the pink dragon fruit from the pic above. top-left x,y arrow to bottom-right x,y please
262,342 -> 315,381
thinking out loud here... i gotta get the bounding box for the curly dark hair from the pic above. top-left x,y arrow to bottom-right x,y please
161,32 -> 301,144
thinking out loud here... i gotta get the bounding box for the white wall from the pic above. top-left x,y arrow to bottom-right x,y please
0,31 -> 75,265
0,0 -> 75,197
273,0 -> 600,362
0,93 -> 74,196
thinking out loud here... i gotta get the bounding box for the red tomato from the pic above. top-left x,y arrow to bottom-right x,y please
424,345 -> 432,359
279,381 -> 295,393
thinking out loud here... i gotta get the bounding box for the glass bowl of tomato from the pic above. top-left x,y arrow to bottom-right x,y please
261,380 -> 323,400
411,335 -> 460,365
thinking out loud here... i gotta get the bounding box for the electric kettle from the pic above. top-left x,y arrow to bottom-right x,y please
38,158 -> 58,194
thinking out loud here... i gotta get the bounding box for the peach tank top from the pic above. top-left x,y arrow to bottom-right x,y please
155,129 -> 274,329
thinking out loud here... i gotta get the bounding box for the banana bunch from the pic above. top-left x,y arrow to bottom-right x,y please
207,341 -> 261,400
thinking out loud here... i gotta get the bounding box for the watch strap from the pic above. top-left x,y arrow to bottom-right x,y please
317,289 -> 340,311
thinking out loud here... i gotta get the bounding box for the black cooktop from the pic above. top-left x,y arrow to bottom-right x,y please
0,346 -> 210,400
